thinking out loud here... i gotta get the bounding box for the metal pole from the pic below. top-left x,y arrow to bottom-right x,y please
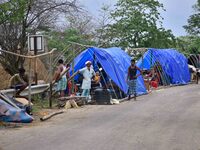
28,58 -> 32,109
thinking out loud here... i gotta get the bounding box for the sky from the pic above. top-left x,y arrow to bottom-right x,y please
81,0 -> 197,37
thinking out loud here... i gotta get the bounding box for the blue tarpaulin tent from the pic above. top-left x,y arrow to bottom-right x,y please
73,47 -> 147,95
137,48 -> 190,85
73,47 -> 190,96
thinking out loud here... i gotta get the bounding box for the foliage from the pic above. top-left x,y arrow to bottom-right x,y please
184,0 -> 200,35
98,0 -> 176,49
95,4 -> 113,47
46,28 -> 95,62
0,0 -> 79,75
182,0 -> 200,56
46,11 -> 96,62
176,36 -> 200,56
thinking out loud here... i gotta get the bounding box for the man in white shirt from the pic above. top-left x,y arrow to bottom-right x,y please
79,61 -> 95,101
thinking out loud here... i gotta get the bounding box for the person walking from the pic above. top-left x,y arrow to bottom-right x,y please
127,59 -> 142,100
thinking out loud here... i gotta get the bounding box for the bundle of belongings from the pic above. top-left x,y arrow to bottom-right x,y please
0,92 -> 33,123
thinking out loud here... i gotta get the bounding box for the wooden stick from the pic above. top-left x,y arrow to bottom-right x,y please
66,41 -> 94,48
40,110 -> 65,121
49,53 -> 53,108
43,67 -> 70,93
0,93 -> 19,109
28,58 -> 32,107
68,71 -> 79,81
58,96 -> 86,100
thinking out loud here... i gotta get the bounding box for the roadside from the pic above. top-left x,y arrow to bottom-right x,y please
0,83 -> 199,129
0,84 -> 200,150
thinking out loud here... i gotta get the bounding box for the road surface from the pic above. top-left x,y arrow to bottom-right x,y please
0,84 -> 200,150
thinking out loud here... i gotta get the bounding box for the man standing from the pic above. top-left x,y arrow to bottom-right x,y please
9,68 -> 29,96
53,59 -> 67,97
127,59 -> 142,100
79,61 -> 95,102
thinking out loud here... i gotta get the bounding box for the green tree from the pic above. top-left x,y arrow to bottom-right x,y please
95,4 -> 113,47
176,36 -> 200,56
184,0 -> 200,35
46,28 -> 95,61
0,0 -> 80,75
182,0 -> 200,55
46,10 -> 97,62
100,0 -> 175,49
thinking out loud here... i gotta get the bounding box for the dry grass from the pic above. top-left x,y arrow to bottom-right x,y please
0,65 -> 11,89
0,58 -> 49,90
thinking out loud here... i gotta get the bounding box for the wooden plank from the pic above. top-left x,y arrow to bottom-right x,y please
40,110 -> 65,121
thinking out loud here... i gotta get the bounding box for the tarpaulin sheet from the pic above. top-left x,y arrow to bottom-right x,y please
0,99 -> 33,123
137,48 -> 190,85
73,47 -> 147,95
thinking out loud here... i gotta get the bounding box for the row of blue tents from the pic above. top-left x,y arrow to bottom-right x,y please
0,46 -> 190,123
73,47 -> 190,95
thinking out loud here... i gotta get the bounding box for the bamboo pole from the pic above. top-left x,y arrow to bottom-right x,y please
34,57 -> 38,85
28,58 -> 32,108
43,67 -> 70,93
49,53 -> 53,108
66,41 -> 94,48
72,46 -> 75,94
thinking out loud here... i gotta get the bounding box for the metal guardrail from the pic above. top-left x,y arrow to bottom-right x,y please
0,84 -> 55,97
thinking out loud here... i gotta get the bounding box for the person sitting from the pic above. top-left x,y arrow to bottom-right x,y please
147,68 -> 158,89
9,68 -> 29,96
91,71 -> 102,90
94,71 -> 101,84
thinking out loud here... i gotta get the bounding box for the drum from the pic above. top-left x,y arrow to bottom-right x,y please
94,88 -> 111,105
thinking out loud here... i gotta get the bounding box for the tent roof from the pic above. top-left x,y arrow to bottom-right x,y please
137,48 -> 190,84
73,47 -> 146,94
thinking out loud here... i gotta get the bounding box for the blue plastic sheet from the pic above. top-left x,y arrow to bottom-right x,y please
137,48 -> 190,85
0,99 -> 33,123
73,47 -> 147,94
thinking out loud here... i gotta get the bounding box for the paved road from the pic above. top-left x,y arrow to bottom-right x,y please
1,84 -> 200,150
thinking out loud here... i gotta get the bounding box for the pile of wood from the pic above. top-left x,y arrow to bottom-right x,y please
58,96 -> 87,108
